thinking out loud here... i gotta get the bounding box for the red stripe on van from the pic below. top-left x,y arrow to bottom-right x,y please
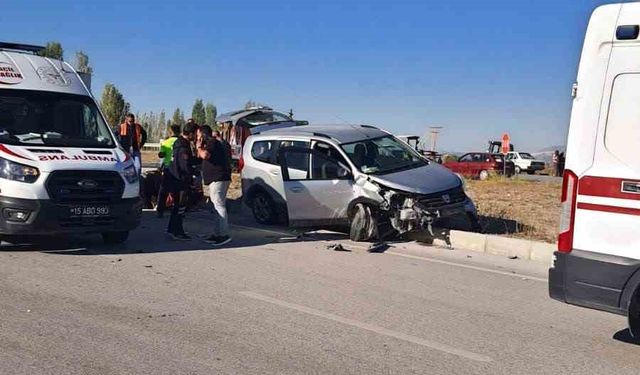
578,176 -> 640,200
577,202 -> 640,216
0,144 -> 32,160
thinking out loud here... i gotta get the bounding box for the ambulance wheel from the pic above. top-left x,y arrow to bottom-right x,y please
515,166 -> 521,174
251,191 -> 277,225
479,170 -> 489,181
102,231 -> 129,245
349,203 -> 378,242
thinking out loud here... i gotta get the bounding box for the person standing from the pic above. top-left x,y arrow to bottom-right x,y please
156,124 -> 181,218
118,113 -> 147,175
552,150 -> 559,177
198,127 -> 232,246
165,123 -> 197,240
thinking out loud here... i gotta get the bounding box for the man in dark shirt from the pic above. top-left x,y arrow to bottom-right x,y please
165,123 -> 197,240
198,126 -> 232,246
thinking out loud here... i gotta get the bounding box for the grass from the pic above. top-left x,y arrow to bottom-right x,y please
464,177 -> 561,243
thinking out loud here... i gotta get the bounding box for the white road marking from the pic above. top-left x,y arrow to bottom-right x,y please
386,251 -> 548,283
239,291 -> 493,363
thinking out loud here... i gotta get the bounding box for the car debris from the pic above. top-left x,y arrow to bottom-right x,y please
326,243 -> 351,252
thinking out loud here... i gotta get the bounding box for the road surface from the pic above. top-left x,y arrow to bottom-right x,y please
0,211 -> 638,374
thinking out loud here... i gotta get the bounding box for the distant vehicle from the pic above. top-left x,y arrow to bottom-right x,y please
0,42 -> 141,244
488,140 -> 514,154
443,152 -> 514,180
215,106 -> 308,162
397,135 -> 442,163
549,2 -> 640,337
505,152 -> 546,174
241,125 -> 480,240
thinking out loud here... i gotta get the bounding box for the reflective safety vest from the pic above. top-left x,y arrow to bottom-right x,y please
119,122 -> 143,148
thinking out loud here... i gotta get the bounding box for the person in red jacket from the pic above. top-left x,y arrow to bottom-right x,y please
118,113 -> 147,174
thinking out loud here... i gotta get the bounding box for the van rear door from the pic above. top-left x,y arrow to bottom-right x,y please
572,36 -> 640,260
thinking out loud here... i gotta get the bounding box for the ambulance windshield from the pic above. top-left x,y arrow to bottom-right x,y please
0,89 -> 115,148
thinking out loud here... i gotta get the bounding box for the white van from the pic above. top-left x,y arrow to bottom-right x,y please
0,43 -> 141,244
549,3 -> 640,336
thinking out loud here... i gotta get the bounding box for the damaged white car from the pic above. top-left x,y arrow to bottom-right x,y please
241,125 -> 480,241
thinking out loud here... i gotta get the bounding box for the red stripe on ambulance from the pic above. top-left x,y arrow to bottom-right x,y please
578,176 -> 640,200
576,202 -> 640,216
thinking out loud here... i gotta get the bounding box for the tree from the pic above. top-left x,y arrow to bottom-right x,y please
172,108 -> 185,127
191,99 -> 206,125
100,83 -> 126,127
37,42 -> 64,60
205,103 -> 217,126
75,51 -> 93,74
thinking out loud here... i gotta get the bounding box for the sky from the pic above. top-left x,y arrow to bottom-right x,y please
0,0 -> 616,152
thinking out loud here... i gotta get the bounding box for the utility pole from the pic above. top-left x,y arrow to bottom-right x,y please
429,126 -> 443,152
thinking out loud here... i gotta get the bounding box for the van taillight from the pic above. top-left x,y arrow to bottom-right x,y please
558,169 -> 578,253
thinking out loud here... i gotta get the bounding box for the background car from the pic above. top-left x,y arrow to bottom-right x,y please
443,152 -> 515,180
505,151 -> 546,175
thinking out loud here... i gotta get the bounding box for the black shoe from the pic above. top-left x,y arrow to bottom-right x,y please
205,235 -> 231,246
171,233 -> 192,241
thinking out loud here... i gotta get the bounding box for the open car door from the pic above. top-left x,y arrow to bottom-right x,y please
277,146 -> 354,227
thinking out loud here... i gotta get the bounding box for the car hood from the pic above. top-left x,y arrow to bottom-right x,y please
367,163 -> 462,195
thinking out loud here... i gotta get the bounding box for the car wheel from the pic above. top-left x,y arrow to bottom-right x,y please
252,191 -> 277,225
349,203 -> 378,242
527,171 -> 535,175
479,170 -> 489,181
102,231 -> 129,245
515,166 -> 521,174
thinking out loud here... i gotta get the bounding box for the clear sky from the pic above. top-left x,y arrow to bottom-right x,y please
1,0 -> 613,152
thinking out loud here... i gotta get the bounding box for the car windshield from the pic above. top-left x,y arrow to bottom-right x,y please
0,89 -> 115,148
519,152 -> 535,160
341,135 -> 428,175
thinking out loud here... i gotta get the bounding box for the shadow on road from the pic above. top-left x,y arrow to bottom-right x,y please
613,329 -> 640,346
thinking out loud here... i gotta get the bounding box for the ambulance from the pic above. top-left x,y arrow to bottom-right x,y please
0,42 -> 141,244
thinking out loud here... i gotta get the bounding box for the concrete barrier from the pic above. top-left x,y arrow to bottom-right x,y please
431,230 -> 556,264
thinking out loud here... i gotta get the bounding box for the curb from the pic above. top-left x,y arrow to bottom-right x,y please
432,230 -> 555,265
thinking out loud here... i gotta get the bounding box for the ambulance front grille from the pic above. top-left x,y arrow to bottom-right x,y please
45,170 -> 124,203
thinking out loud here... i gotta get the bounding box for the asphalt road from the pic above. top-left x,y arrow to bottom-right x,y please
1,211 -> 638,374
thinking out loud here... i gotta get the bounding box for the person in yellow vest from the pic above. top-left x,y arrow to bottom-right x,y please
118,113 -> 147,174
156,124 -> 181,218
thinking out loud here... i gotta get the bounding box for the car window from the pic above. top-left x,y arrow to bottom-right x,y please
242,111 -> 291,126
519,152 -> 535,160
251,140 -> 275,164
311,141 -> 351,180
279,140 -> 310,179
471,153 -> 484,163
340,136 -> 427,175
459,154 -> 473,162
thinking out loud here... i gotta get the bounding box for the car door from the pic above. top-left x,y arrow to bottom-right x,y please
278,145 -> 355,227
449,153 -> 472,175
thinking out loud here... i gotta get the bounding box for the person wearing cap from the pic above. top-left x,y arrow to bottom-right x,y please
165,123 -> 197,240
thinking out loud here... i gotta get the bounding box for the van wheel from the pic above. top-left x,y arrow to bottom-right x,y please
478,170 -> 489,181
252,191 -> 277,225
350,203 -> 378,242
629,288 -> 640,338
515,166 -> 521,174
102,231 -> 129,245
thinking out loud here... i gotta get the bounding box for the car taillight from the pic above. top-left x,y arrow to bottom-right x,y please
558,169 -> 578,253
238,155 -> 245,172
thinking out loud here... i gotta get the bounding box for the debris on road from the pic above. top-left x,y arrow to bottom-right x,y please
327,243 -> 351,252
508,256 -> 519,260
367,242 -> 389,253
144,265 -> 153,268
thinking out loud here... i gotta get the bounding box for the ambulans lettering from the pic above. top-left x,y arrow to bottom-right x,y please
37,155 -> 116,162
0,62 -> 23,85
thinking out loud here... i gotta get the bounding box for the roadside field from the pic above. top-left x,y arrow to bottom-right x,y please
465,177 -> 561,243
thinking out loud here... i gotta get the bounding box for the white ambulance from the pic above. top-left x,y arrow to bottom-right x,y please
0,42 -> 141,244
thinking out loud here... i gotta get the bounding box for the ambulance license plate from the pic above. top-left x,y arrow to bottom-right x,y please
69,205 -> 110,217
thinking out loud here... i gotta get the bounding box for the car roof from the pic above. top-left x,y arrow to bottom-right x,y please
0,50 -> 89,96
258,124 -> 389,144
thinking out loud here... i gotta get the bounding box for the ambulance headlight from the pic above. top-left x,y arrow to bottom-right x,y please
0,157 -> 39,183
123,165 -> 138,184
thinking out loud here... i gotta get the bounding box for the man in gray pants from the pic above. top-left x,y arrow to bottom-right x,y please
198,127 -> 232,246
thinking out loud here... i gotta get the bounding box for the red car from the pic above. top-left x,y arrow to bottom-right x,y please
444,152 -> 515,180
